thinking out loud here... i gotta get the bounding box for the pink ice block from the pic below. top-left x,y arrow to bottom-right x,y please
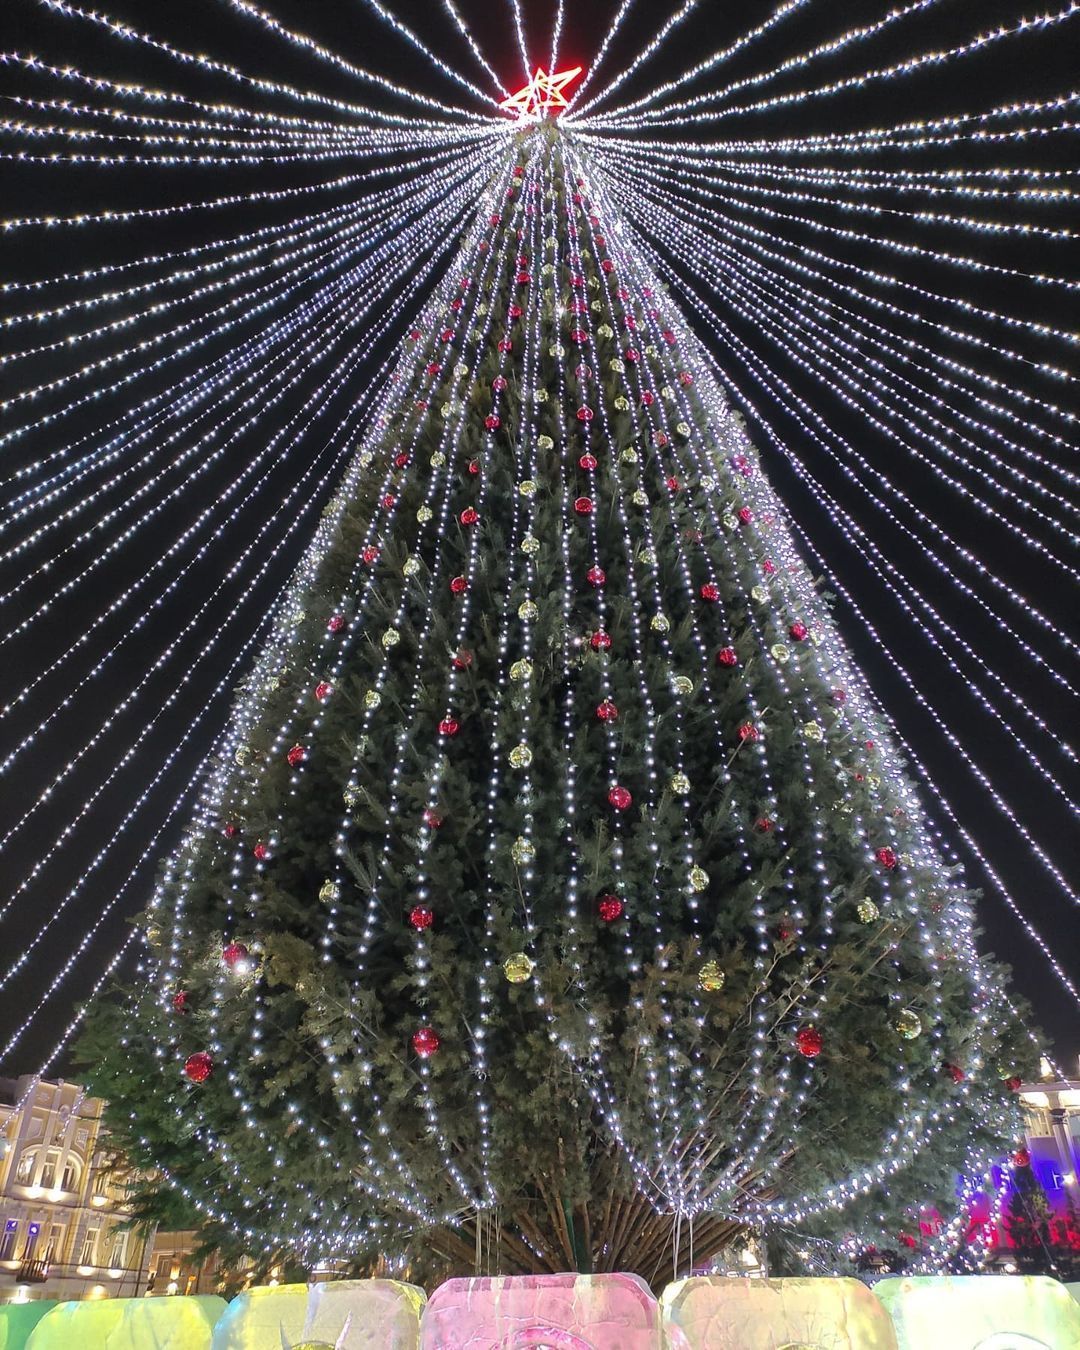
420,1274 -> 660,1350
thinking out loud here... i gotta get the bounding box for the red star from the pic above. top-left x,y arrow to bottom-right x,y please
501,66 -> 583,120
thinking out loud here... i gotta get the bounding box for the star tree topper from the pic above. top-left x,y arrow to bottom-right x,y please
500,66 -> 583,120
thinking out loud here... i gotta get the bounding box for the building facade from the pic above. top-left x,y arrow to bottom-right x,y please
0,1075 -> 153,1304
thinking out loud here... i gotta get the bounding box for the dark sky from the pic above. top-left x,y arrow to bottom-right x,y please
0,0 -> 1076,1071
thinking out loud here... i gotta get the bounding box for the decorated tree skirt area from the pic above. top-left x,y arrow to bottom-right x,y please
3,1273 -> 1080,1350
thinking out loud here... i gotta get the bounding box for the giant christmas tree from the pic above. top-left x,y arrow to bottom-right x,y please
81,124 -> 1031,1284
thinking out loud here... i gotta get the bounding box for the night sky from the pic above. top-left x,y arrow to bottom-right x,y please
0,0 -> 1076,1071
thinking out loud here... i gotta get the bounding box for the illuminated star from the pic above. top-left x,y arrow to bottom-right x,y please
500,66 -> 583,120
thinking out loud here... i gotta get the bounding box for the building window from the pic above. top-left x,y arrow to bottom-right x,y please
40,1149 -> 59,1189
0,1220 -> 18,1261
44,1223 -> 65,1263
15,1151 -> 34,1184
80,1227 -> 100,1266
61,1156 -> 79,1192
21,1223 -> 40,1261
106,1229 -> 127,1269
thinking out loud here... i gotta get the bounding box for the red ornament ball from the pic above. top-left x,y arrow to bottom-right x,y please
601,258 -> 615,274
574,497 -> 594,516
425,362 -> 441,377
1005,1075 -> 1023,1093
831,688 -> 847,705
450,575 -> 468,595
184,1051 -> 213,1084
597,893 -> 624,923
755,817 -> 774,833
314,682 -> 333,701
576,406 -> 595,423
763,559 -> 777,575
412,1026 -> 440,1058
662,329 -> 676,345
876,847 -> 899,870
253,842 -> 269,860
394,452 -> 411,468
587,565 -> 607,588
362,545 -> 379,565
468,459 -> 481,476
625,348 -> 640,363
666,476 -> 680,492
699,583 -> 720,602
222,823 -> 238,839
438,717 -> 460,738
944,1062 -> 966,1083
422,808 -> 443,830
222,942 -> 249,970
679,371 -> 693,386
492,376 -> 508,393
795,1026 -> 824,1059
789,621 -> 809,642
452,648 -> 473,670
591,629 -> 612,651
498,338 -> 513,353
286,744 -> 306,767
579,453 -> 598,472
596,700 -> 619,723
738,507 -> 753,524
409,905 -> 435,931
570,329 -> 589,345
1013,1147 -> 1031,1168
484,414 -> 501,431
608,785 -> 632,811
738,723 -> 760,742
715,647 -> 738,668
508,304 -> 523,320
327,614 -> 346,633
172,990 -> 189,1014
382,493 -> 396,509
459,507 -> 479,526
640,391 -> 655,407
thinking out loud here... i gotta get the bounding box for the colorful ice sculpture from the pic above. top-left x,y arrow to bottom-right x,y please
211,1279 -> 425,1349
25,1294 -> 225,1349
0,1302 -> 54,1350
660,1276 -> 898,1349
420,1273 -> 660,1349
874,1274 -> 1080,1349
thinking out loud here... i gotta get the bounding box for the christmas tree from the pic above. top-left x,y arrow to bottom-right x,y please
80,125 -> 1031,1285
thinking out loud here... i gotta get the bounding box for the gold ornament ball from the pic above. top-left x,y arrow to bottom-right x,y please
359,450 -> 374,468
518,600 -> 539,622
670,772 -> 691,795
698,960 -> 726,993
613,395 -> 630,412
689,866 -> 709,893
455,363 -> 469,379
535,389 -> 550,404
638,547 -> 657,566
671,675 -> 694,696
234,745 -> 249,766
751,585 -> 769,603
676,422 -> 692,437
503,952 -> 535,984
343,784 -> 360,808
430,451 -> 446,467
519,480 -> 538,498
651,613 -> 671,634
416,506 -> 434,523
364,689 -> 382,711
770,644 -> 791,664
509,744 -> 533,769
645,343 -> 658,357
319,879 -> 339,904
632,488 -> 649,506
521,535 -> 540,556
597,323 -> 614,339
701,475 -> 717,492
537,435 -> 554,451
511,837 -> 535,866
381,628 -> 401,650
802,721 -> 824,743
549,344 -> 566,359
723,514 -> 738,531
610,359 -> 625,374
510,659 -> 533,682
403,556 -> 421,577
867,774 -> 882,791
661,385 -> 675,402
856,898 -> 880,924
621,447 -> 639,464
895,1008 -> 923,1040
